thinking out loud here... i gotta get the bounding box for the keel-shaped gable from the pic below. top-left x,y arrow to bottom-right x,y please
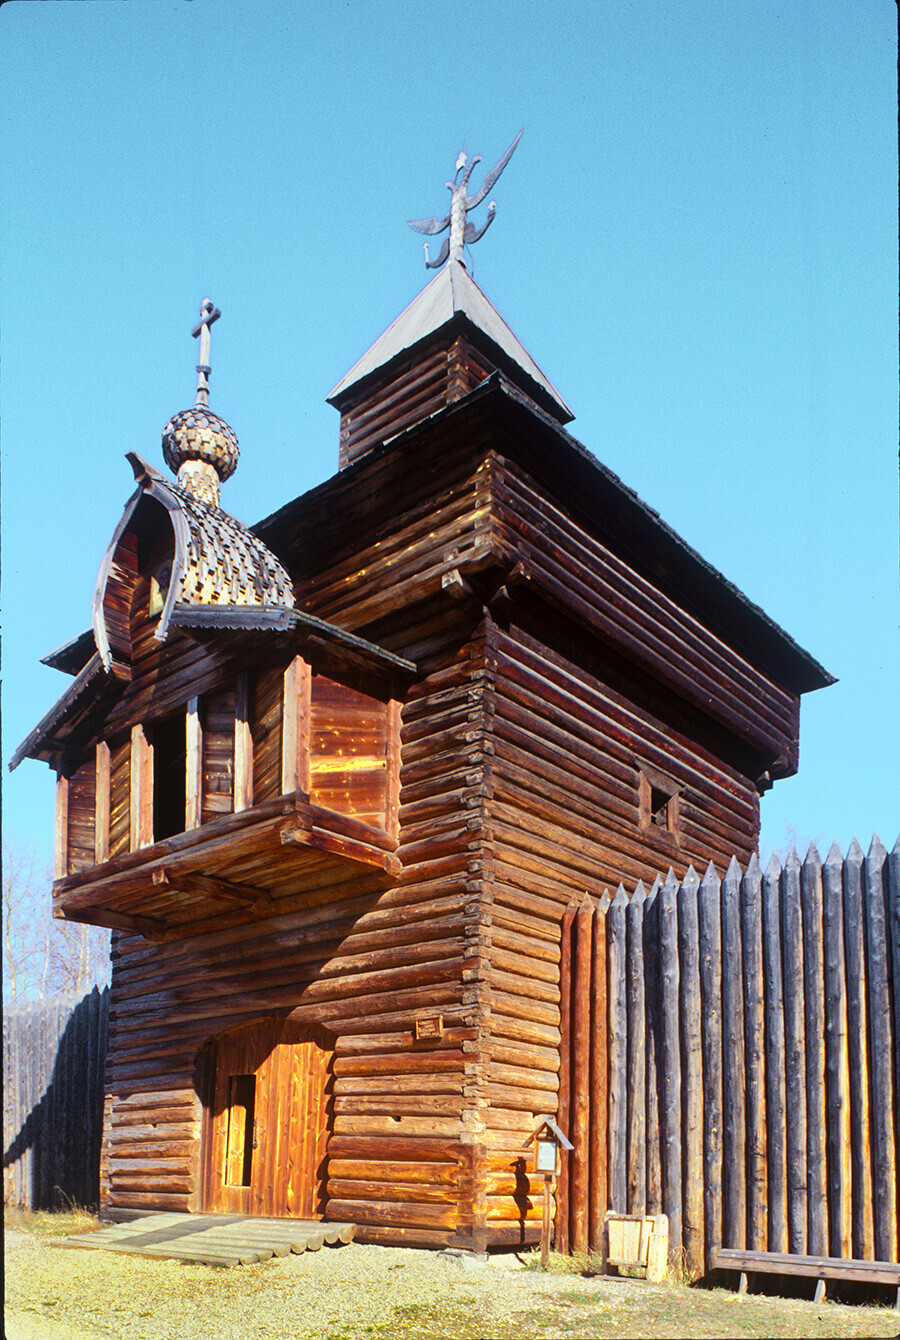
92,453 -> 294,671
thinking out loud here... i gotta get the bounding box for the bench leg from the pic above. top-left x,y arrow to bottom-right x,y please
814,1279 -> 826,1304
738,1271 -> 749,1296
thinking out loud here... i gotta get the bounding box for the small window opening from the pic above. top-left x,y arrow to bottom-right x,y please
152,712 -> 186,841
638,764 -> 681,841
225,1074 -> 256,1187
650,786 -> 671,829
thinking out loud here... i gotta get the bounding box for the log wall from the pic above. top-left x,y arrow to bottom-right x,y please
474,611 -> 763,1247
100,611 -> 493,1248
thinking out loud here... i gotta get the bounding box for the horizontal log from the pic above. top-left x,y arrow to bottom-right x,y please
326,1198 -> 458,1229
326,1135 -> 459,1162
107,1192 -> 190,1211
333,1094 -> 464,1114
333,1053 -> 467,1077
351,1224 -> 456,1249
327,1179 -> 456,1205
333,1077 -> 465,1100
484,1222 -> 542,1246
328,1159 -> 459,1185
333,1115 -> 461,1138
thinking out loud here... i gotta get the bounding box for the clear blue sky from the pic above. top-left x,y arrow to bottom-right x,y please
2,0 -> 897,870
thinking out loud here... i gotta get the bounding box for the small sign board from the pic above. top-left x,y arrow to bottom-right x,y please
415,1015 -> 443,1040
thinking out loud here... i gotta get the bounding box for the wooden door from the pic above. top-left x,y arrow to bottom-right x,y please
204,1019 -> 333,1218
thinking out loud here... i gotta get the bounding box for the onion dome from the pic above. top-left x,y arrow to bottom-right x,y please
162,405 -> 239,504
162,298 -> 238,507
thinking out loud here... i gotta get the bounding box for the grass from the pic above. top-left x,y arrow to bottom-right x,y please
4,1204 -> 103,1236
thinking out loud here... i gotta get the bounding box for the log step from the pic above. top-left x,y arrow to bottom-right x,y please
52,1212 -> 356,1267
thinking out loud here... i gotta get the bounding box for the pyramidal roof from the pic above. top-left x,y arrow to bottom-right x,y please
327,260 -> 573,423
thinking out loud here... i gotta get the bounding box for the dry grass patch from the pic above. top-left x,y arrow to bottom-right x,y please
4,1205 -> 103,1236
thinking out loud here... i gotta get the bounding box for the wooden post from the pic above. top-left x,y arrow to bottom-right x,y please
608,885 -> 628,1215
589,893 -> 609,1254
822,842 -> 851,1258
762,855 -> 787,1255
698,861 -> 723,1275
800,844 -> 827,1257
385,699 -> 402,843
843,839 -> 874,1260
864,836 -> 896,1263
571,896 -> 593,1253
185,698 -> 203,830
781,849 -> 808,1255
659,870 -> 682,1260
542,1173 -> 552,1268
129,723 -> 153,850
889,839 -> 900,1261
741,856 -> 767,1252
557,902 -> 576,1255
282,656 -> 311,797
626,882 -> 647,1216
644,877 -> 663,1220
94,742 -> 110,865
721,857 -> 746,1250
679,867 -> 704,1279
233,671 -> 253,813
54,773 -> 69,879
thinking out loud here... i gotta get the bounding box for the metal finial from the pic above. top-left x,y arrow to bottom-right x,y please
191,297 -> 221,407
407,130 -> 522,270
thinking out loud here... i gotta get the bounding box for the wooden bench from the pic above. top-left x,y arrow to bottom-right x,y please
715,1248 -> 900,1309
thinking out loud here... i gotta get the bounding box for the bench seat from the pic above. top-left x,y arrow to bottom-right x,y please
715,1248 -> 900,1308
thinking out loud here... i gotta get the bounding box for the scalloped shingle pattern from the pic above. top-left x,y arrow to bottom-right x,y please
170,480 -> 294,609
162,405 -> 240,481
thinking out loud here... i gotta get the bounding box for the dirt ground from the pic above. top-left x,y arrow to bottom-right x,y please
5,1217 -> 899,1340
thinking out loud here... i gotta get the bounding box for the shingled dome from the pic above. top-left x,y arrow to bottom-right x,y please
162,404 -> 239,496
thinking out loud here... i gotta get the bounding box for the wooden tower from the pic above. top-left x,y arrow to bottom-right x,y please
14,253 -> 831,1248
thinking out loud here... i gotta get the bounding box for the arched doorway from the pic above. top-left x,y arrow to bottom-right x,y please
202,1019 -> 334,1218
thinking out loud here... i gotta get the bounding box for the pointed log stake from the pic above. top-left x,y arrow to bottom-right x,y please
679,866 -> 704,1279
643,876 -> 663,1222
721,857 -> 746,1250
801,843 -> 827,1258
659,869 -> 681,1259
843,838 -> 874,1260
741,854 -> 767,1252
889,837 -> 900,1251
698,861 -> 723,1275
556,901 -> 576,1255
626,882 -> 647,1217
864,835 -> 896,1263
588,893 -> 609,1254
151,867 -> 269,904
607,885 -> 628,1216
762,854 -> 787,1255
822,841 -> 851,1258
781,848 -> 807,1255
570,896 -> 593,1254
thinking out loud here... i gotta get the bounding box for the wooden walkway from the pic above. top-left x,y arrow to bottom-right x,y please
53,1212 -> 356,1267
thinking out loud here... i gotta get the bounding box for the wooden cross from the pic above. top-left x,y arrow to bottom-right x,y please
192,297 -> 221,406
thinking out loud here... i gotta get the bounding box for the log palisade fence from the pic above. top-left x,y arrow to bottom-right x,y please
3,988 -> 109,1210
556,838 -> 900,1279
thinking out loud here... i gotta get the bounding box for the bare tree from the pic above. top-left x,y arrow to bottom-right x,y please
2,834 -> 109,1002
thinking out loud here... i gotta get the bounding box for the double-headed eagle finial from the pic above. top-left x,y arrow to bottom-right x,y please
407,129 -> 522,269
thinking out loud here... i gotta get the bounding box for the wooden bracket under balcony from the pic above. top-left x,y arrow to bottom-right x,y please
152,867 -> 271,905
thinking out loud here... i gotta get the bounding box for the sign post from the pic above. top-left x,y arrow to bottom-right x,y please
525,1116 -> 574,1269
